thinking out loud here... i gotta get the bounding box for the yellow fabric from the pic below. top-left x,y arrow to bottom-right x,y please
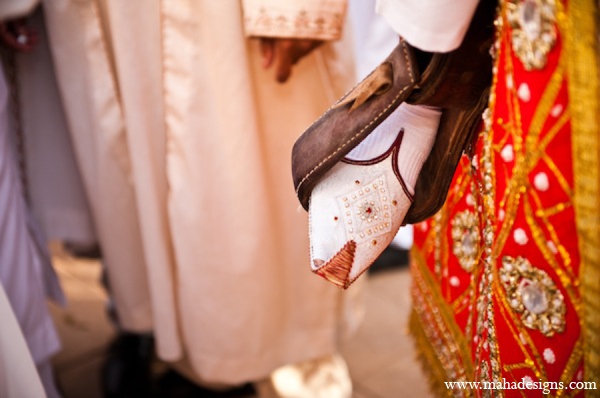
566,0 -> 600,387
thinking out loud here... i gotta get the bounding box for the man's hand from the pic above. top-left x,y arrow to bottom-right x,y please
259,38 -> 323,83
0,18 -> 38,53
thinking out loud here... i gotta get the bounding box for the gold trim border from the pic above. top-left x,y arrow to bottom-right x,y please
409,248 -> 475,396
565,0 -> 600,390
409,310 -> 452,398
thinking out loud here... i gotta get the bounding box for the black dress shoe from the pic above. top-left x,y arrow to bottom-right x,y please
101,332 -> 155,398
156,370 -> 256,398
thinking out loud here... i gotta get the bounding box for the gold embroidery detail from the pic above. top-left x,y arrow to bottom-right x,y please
496,294 -> 547,381
507,0 -> 557,70
557,340 -> 583,396
565,0 -> 600,385
410,250 -> 475,396
533,201 -> 570,218
245,8 -> 343,40
433,211 -> 444,279
410,310 -> 459,398
451,211 -> 481,273
524,197 -> 577,302
473,7 -> 503,386
479,360 -> 492,398
493,53 -> 565,260
500,256 -> 566,336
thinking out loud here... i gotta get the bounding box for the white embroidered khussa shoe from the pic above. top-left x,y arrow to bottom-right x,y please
309,104 -> 440,288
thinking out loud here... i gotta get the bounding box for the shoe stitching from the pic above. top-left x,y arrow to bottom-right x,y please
316,241 -> 394,290
297,41 -> 404,138
296,38 -> 415,196
313,240 -> 357,288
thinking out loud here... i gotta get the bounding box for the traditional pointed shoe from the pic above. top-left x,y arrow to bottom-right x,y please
293,37 -> 419,211
309,131 -> 413,289
293,0 -> 496,224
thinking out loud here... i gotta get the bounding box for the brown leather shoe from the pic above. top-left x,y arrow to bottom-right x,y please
292,1 -> 496,224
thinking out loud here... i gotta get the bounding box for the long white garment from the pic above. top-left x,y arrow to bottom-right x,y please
43,0 -> 154,333
376,0 -> 479,52
0,285 -> 45,398
0,63 -> 61,397
44,0 -> 362,385
160,2 -> 356,382
19,8 -> 96,246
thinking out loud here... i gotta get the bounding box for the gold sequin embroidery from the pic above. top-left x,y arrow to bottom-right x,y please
507,0 -> 557,70
451,211 -> 481,273
500,256 -> 566,336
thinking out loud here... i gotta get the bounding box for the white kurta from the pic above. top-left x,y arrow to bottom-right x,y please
44,0 -> 361,384
376,0 -> 479,52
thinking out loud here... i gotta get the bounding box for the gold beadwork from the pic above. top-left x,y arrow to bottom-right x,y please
337,174 -> 393,244
356,200 -> 379,223
451,211 -> 481,273
500,256 -> 566,336
507,0 -> 557,70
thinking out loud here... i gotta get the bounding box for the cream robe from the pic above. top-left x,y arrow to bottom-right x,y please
43,0 -> 154,333
44,0 -> 360,384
